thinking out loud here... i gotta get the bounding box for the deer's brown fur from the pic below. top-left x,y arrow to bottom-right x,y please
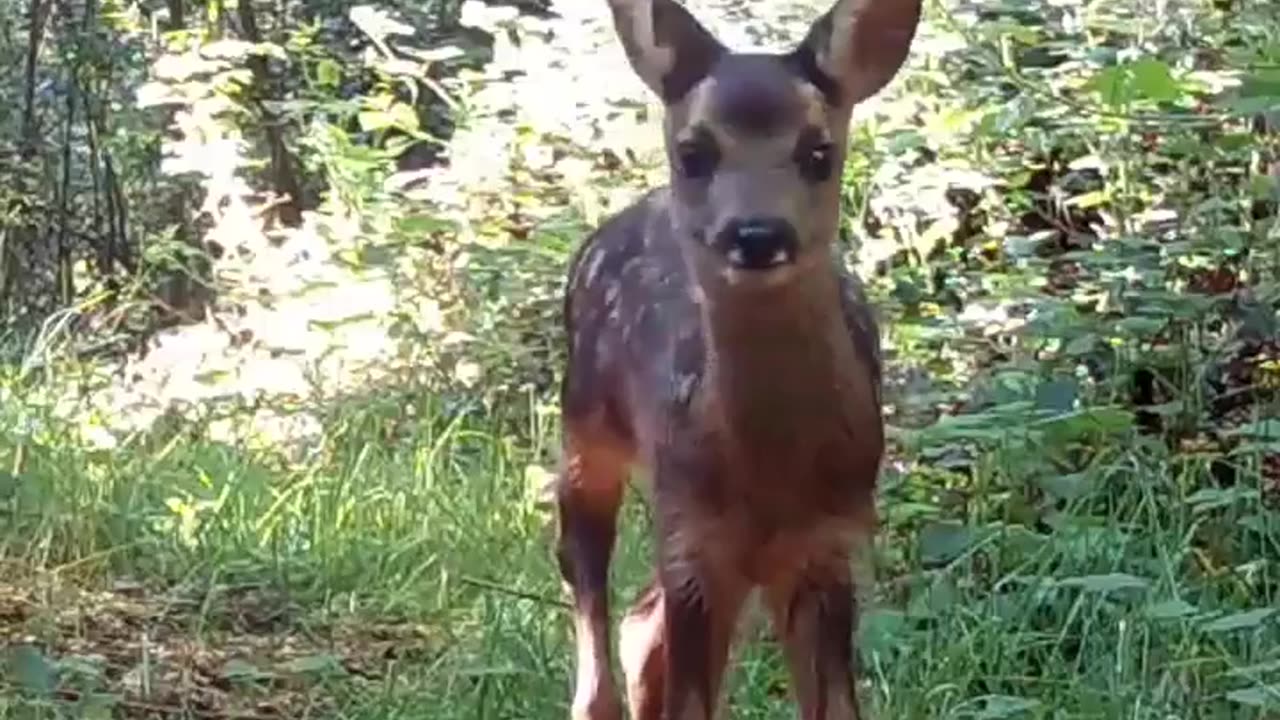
554,1 -> 921,718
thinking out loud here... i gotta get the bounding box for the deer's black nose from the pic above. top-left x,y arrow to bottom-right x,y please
718,217 -> 798,270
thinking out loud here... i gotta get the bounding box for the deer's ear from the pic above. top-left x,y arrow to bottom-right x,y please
606,0 -> 726,103
792,0 -> 922,107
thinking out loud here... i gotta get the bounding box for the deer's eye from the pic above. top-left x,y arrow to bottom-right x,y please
796,136 -> 835,183
676,130 -> 720,180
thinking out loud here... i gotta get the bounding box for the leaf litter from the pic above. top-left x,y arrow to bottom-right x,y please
0,570 -> 438,718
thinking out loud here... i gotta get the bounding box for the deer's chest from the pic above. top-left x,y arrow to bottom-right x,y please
654,369 -> 882,531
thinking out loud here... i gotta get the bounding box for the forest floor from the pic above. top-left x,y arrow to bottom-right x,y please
3,0 -> 1280,718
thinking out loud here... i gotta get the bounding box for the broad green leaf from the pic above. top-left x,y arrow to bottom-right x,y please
387,101 -> 420,131
1186,486 -> 1259,513
0,471 -> 18,499
1035,406 -> 1135,442
1228,435 -> 1280,450
72,692 -> 120,720
1088,65 -> 1129,107
1145,599 -> 1197,620
1225,95 -> 1280,116
919,521 -> 976,566
1128,58 -> 1183,102
316,59 -> 341,89
913,402 -> 1037,447
1056,573 -> 1150,593
1142,401 -> 1184,417
7,645 -> 55,695
857,609 -> 907,658
1201,608 -> 1276,633
1064,189 -> 1108,208
223,659 -> 273,682
1241,514 -> 1272,534
395,215 -> 453,236
1063,334 -> 1098,356
1239,68 -> 1280,99
1115,316 -> 1166,337
972,695 -> 1042,719
907,576 -> 958,618
1228,659 -> 1280,679
193,369 -> 232,385
1088,58 -> 1187,107
56,654 -> 106,684
883,501 -> 944,525
358,110 -> 394,133
281,653 -> 346,678
1036,472 -> 1091,501
1035,378 -> 1077,413
1225,687 -> 1280,709
1225,419 -> 1280,440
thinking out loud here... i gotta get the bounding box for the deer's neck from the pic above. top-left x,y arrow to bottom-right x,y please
696,264 -> 858,463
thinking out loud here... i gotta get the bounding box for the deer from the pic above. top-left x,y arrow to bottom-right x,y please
554,0 -> 921,718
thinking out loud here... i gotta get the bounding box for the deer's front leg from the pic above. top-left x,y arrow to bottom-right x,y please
618,578 -> 665,720
765,558 -> 865,720
660,562 -> 747,720
555,441 -> 627,720
653,504 -> 749,720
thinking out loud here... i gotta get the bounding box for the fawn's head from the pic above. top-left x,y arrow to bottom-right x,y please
606,0 -> 921,286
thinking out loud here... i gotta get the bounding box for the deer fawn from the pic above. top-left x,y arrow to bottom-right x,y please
555,0 -> 920,717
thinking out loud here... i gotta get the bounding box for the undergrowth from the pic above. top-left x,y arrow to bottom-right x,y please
1,371 -> 1277,718
3,0 -> 1280,717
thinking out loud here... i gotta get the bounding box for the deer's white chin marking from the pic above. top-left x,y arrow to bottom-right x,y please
720,263 -> 800,288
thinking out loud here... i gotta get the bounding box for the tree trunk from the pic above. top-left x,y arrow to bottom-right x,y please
236,0 -> 305,228
3,0 -> 55,313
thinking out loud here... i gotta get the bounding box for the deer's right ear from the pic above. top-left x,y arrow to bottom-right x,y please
606,0 -> 726,103
792,0 -> 922,108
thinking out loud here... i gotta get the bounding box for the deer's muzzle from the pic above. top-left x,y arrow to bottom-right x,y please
716,217 -> 798,270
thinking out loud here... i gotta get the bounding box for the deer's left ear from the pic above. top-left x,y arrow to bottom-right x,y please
791,0 -> 922,107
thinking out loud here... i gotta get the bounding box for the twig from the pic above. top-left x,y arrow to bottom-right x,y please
458,575 -> 570,610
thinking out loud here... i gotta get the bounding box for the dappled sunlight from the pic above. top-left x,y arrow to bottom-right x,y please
1,0 -> 1278,716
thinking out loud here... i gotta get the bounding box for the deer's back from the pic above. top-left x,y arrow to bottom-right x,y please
561,189 -> 698,455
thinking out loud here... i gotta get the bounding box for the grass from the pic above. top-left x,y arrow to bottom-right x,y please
1,360 -> 1277,718
0,388 -> 580,718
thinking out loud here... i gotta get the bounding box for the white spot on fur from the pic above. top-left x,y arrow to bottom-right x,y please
595,334 -> 612,364
583,249 -> 607,287
675,372 -> 698,405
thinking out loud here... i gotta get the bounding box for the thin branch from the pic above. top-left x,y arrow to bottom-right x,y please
458,575 -> 571,610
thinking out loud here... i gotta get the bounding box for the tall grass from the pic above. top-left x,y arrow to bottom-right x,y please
2,366 -> 1277,717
